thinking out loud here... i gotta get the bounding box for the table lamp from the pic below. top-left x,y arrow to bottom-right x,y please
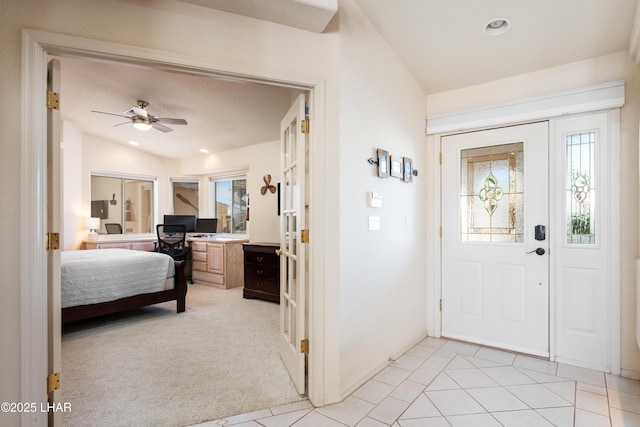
86,217 -> 100,241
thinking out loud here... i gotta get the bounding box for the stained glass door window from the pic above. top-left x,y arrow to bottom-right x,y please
566,131 -> 596,244
460,142 -> 524,242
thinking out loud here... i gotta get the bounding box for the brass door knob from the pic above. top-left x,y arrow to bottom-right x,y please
275,248 -> 283,256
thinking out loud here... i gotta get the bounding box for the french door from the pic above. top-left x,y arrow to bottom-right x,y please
441,122 -> 550,356
278,94 -> 308,394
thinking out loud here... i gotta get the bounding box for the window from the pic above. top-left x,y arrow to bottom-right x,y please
171,178 -> 199,216
211,176 -> 247,234
566,131 -> 596,245
91,173 -> 155,234
459,142 -> 524,243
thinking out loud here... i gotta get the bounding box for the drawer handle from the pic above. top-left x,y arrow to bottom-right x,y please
256,256 -> 264,262
257,269 -> 264,276
257,282 -> 264,288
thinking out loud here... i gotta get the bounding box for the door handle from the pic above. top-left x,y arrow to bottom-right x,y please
526,248 -> 545,256
275,248 -> 283,256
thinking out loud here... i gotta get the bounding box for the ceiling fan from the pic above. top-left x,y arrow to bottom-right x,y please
91,100 -> 188,133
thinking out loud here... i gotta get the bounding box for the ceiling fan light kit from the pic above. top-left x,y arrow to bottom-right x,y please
132,117 -> 152,131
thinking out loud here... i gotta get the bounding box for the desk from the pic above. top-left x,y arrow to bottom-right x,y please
189,236 -> 248,289
83,234 -> 248,289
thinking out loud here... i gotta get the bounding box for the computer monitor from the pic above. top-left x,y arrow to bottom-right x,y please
195,218 -> 218,233
163,215 -> 196,232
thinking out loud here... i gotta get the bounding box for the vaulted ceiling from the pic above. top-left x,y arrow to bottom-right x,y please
58,0 -> 639,160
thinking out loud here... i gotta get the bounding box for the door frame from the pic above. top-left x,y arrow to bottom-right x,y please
426,81 -> 623,373
21,28 -> 327,425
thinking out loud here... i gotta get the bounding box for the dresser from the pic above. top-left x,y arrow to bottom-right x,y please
190,237 -> 248,289
242,243 -> 280,303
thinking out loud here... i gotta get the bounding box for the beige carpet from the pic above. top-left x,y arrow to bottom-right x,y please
61,284 -> 304,427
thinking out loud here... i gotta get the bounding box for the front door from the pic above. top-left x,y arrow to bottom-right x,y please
441,122 -> 550,356
278,94 -> 308,394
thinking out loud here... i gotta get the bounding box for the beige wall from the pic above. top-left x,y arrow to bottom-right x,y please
337,0 -> 429,397
426,51 -> 640,377
63,127 -> 283,248
179,140 -> 281,243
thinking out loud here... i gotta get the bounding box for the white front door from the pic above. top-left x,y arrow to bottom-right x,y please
278,94 -> 308,394
441,122 -> 550,356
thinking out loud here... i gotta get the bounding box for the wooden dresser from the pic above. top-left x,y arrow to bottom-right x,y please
242,243 -> 280,303
190,237 -> 248,289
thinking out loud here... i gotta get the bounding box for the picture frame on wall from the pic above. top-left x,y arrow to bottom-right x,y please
403,157 -> 413,183
390,156 -> 403,178
377,149 -> 389,177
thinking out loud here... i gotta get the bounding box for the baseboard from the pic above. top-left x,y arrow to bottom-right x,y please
620,369 -> 640,381
338,332 -> 429,403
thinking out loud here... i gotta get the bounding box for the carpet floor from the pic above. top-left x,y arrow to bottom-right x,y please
61,284 -> 304,427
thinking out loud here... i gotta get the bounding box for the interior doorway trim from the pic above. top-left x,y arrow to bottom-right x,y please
427,83 -> 623,374
21,28 -> 326,425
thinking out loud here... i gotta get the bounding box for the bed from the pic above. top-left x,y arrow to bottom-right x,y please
61,249 -> 188,324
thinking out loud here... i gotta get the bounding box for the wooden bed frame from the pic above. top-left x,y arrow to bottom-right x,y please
62,260 -> 188,324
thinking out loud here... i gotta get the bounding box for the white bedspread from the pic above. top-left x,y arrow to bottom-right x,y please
61,249 -> 176,308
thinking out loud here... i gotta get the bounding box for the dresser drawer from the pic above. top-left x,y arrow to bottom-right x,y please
192,251 -> 207,263
192,270 -> 224,286
191,241 -> 208,252
244,251 -> 279,265
245,278 -> 279,296
192,260 -> 207,272
245,264 -> 278,281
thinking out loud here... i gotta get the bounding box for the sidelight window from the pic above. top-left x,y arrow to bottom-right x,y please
566,131 -> 596,245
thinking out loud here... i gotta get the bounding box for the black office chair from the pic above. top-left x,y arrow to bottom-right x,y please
155,224 -> 188,261
105,223 -> 122,234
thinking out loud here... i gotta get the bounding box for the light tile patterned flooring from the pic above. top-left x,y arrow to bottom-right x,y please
194,337 -> 640,427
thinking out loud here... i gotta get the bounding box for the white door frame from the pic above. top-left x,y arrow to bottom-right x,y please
21,28 -> 327,425
426,81 -> 623,373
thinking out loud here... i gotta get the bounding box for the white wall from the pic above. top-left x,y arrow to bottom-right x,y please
62,121 -> 84,250
62,130 -> 282,247
337,0 -> 429,397
426,51 -> 640,377
180,140 -> 281,243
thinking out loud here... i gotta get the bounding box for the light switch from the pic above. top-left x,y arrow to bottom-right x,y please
368,191 -> 382,208
368,216 -> 380,231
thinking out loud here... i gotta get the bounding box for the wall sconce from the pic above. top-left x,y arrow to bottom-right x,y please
86,217 -> 100,241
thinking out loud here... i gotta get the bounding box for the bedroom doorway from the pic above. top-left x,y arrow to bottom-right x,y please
23,29 -> 325,426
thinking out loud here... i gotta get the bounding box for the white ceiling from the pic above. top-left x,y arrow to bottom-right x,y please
59,0 -> 639,160
58,56 -> 303,160
352,0 -> 638,93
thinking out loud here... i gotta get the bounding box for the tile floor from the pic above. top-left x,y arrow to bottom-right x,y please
193,337 -> 640,427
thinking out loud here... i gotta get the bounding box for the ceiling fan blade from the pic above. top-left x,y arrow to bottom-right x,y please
157,118 -> 188,125
113,121 -> 131,128
152,122 -> 173,133
92,110 -> 131,119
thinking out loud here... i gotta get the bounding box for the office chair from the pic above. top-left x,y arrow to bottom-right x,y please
105,223 -> 122,234
155,224 -> 188,261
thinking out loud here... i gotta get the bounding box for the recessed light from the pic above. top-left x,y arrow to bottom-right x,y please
484,18 -> 510,36
128,141 -> 139,146
200,148 -> 209,154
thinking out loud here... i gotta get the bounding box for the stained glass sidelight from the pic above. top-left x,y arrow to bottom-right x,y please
566,131 -> 596,244
460,143 -> 524,242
